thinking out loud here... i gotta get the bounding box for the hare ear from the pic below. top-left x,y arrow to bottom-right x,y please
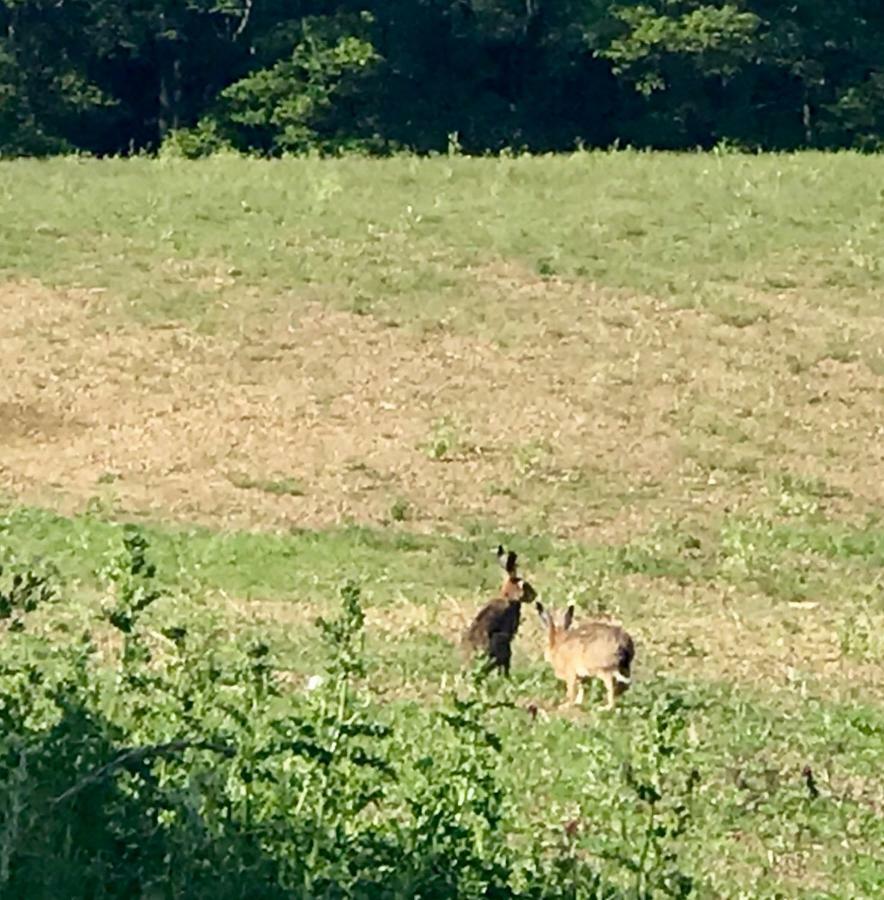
497,546 -> 517,574
535,601 -> 550,627
563,605 -> 575,631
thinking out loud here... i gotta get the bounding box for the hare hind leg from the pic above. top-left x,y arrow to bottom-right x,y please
574,680 -> 586,706
563,673 -> 579,707
489,634 -> 512,676
602,671 -> 617,710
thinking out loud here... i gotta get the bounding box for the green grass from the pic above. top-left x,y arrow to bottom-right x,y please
4,500 -> 883,703
1,153 -> 883,333
3,501 -> 884,896
5,502 -> 882,604
2,151 -> 883,896
3,506 -> 883,897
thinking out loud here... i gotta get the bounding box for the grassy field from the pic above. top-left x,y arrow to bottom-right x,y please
1,152 -> 883,897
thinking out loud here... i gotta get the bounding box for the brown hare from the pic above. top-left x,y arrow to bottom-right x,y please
535,602 -> 634,709
461,546 -> 537,675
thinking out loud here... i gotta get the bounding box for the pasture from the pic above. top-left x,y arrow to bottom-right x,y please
1,152 -> 883,897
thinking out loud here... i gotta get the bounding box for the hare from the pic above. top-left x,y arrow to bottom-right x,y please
535,602 -> 634,709
461,546 -> 537,675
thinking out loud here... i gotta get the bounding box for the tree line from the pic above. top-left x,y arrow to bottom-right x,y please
2,0 -> 883,157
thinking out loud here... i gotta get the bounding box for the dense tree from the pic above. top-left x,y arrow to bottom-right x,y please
1,0 -> 883,156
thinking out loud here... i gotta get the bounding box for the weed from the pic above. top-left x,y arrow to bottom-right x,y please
513,439 -> 554,479
485,482 -> 518,499
389,497 -> 410,522
536,257 -> 557,277
707,297 -> 771,328
785,353 -> 813,374
423,415 -> 476,462
823,342 -> 860,364
228,473 -> 305,496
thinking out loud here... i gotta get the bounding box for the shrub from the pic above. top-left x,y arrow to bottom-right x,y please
0,529 -> 697,897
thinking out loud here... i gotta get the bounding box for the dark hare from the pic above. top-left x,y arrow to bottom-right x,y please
462,546 -> 537,675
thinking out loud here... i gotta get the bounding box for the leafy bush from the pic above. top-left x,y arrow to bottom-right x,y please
205,16 -> 382,157
0,528 -> 700,897
160,119 -> 233,160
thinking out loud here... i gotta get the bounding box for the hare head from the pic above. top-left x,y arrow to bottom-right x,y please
496,545 -> 537,604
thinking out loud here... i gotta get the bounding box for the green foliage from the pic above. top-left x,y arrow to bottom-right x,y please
209,16 -> 381,156
160,118 -> 232,160
99,525 -> 162,634
3,1 -> 884,154
0,39 -> 72,155
1,511 -> 883,895
602,3 -> 762,95
618,694 -> 698,898
0,557 -> 57,631
824,72 -> 884,150
0,536 -> 622,898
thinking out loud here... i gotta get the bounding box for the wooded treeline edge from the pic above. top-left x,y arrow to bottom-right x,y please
2,0 -> 883,157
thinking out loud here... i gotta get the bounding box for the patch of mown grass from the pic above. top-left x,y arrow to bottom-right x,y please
0,504 -> 577,608
3,503 -> 882,608
2,153 -> 883,335
0,505 -> 467,604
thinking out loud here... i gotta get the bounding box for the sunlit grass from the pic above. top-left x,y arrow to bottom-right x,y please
1,151 -> 883,895
1,152 -> 882,334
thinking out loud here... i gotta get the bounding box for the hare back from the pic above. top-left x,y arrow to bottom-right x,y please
559,622 -> 634,672
462,599 -> 522,649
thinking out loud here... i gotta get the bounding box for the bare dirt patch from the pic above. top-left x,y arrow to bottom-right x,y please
2,274 -> 882,542
0,400 -> 79,442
